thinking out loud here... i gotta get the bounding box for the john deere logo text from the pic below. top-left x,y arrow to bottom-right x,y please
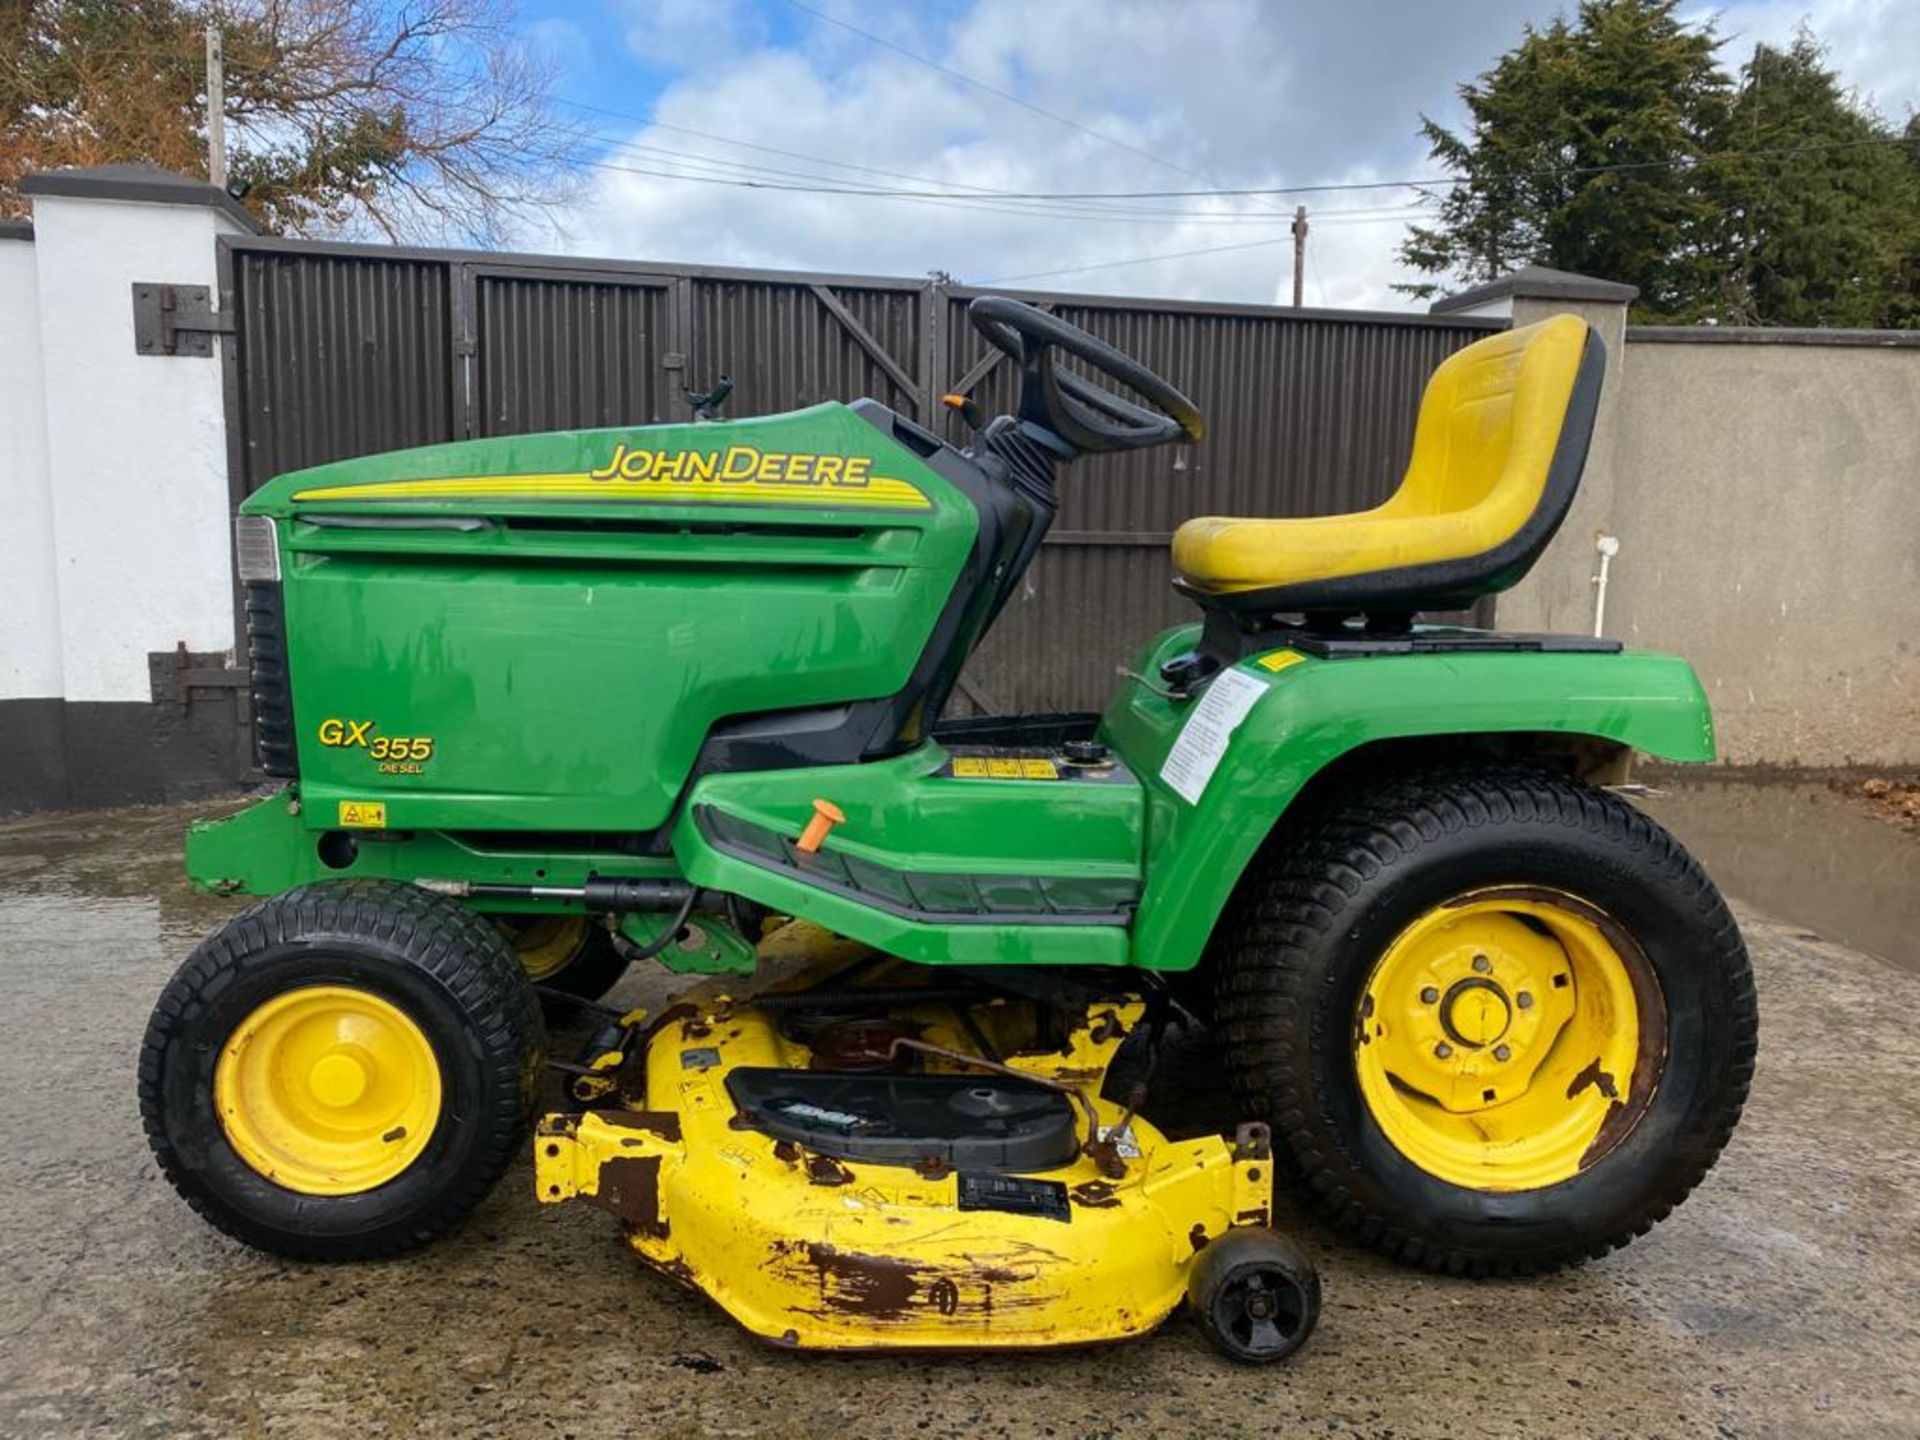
588,443 -> 875,488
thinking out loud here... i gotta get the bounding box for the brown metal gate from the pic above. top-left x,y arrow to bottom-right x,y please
219,237 -> 1499,713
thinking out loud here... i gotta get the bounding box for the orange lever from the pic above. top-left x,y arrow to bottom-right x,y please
796,798 -> 845,854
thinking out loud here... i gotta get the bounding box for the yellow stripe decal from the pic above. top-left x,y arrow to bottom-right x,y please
294,442 -> 933,508
294,463 -> 930,510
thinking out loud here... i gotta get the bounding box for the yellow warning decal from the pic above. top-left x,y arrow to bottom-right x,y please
292,442 -> 930,511
949,757 -> 1060,780
338,801 -> 387,829
1255,650 -> 1309,674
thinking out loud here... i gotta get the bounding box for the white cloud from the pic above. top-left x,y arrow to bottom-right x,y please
534,0 -> 1913,311
1700,0 -> 1920,118
540,0 -> 1442,309
616,0 -> 770,66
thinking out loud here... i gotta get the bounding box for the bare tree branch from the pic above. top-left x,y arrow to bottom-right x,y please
1,0 -> 588,244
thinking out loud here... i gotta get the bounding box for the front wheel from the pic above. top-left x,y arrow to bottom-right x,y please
1212,765 -> 1758,1276
139,880 -> 544,1260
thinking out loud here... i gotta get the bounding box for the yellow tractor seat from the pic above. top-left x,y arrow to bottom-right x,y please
1172,314 -> 1604,615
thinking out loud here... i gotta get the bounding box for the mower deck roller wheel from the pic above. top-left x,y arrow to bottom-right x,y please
1213,764 -> 1758,1276
140,879 -> 544,1260
1188,1229 -> 1321,1363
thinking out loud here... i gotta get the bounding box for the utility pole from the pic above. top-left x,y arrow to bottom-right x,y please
205,24 -> 226,189
1290,205 -> 1308,308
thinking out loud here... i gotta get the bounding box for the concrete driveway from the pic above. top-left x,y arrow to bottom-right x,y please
0,800 -> 1915,1439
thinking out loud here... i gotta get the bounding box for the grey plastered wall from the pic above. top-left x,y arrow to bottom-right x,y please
1606,334 -> 1920,766
1445,272 -> 1920,767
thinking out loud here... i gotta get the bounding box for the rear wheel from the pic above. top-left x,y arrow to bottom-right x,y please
1212,765 -> 1757,1276
140,879 -> 543,1260
494,914 -> 629,1018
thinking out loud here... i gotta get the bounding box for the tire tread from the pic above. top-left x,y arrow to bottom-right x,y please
1212,763 -> 1758,1277
138,879 -> 544,1261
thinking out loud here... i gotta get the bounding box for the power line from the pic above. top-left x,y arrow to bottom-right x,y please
557,141 -> 1421,210
227,7 -> 1298,218
562,143 -> 1401,227
567,129 -> 1323,225
979,235 -> 1297,285
556,97 -> 1301,224
222,69 -> 1274,225
974,211 -> 1431,285
558,135 -> 1441,227
547,132 -> 1920,205
774,0 -> 1315,244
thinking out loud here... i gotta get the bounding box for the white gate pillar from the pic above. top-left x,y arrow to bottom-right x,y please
3,164 -> 258,808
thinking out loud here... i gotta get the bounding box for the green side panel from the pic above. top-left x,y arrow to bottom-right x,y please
187,793 -> 760,975
671,743 -> 1140,967
253,404 -> 975,832
186,789 -> 678,899
1101,626 -> 1717,975
186,791 -> 313,894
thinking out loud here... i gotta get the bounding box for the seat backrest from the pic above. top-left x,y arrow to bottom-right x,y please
1381,314 -> 1592,527
1168,310 -> 1604,619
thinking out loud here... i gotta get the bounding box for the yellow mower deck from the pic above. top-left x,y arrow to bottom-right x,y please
536,988 -> 1276,1351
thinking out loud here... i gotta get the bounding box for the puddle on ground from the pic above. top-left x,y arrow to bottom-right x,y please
1636,778 -> 1920,973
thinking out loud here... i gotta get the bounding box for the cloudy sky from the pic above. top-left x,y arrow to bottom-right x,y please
515,0 -> 1920,310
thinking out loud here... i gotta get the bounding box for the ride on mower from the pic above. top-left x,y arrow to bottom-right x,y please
142,298 -> 1758,1363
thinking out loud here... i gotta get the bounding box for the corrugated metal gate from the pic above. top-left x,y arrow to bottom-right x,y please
219,236 -> 1499,713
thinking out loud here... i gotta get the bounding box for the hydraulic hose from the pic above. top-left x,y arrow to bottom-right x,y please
605,887 -> 699,964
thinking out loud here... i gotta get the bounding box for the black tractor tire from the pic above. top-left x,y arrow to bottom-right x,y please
140,879 -> 544,1261
1211,764 -> 1758,1277
493,914 -> 630,1019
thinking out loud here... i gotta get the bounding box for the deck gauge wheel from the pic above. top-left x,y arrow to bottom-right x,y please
1188,1229 -> 1322,1363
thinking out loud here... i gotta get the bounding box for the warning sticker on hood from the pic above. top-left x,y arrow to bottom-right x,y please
1159,668 -> 1270,805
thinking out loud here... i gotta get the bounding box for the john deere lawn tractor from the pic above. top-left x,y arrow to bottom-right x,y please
141,298 -> 1757,1363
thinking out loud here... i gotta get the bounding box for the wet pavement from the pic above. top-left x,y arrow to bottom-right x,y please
1639,775 -> 1920,974
2,795 -> 1918,1439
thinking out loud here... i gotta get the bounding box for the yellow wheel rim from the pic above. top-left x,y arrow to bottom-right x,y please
500,915 -> 588,981
214,986 -> 443,1195
1354,888 -> 1665,1192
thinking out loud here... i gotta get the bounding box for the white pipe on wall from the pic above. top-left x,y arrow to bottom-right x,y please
1592,534 -> 1620,638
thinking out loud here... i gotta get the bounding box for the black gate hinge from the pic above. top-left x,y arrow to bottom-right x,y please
132,283 -> 234,358
151,644 -> 247,711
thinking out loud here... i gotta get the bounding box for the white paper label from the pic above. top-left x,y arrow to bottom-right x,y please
1159,668 -> 1269,805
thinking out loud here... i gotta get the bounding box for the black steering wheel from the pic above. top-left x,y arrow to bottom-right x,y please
968,296 -> 1206,454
